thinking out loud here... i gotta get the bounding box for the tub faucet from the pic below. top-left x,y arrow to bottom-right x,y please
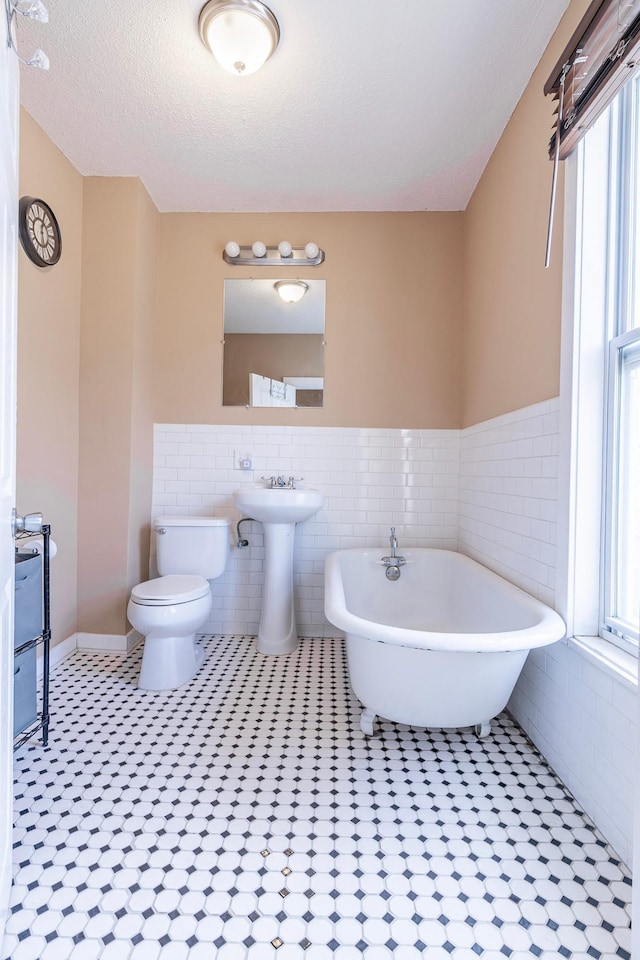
381,527 -> 406,580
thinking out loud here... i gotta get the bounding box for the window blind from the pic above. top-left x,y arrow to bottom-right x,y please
544,0 -> 640,265
545,0 -> 640,160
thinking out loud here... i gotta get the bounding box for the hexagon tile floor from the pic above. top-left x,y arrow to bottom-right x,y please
2,636 -> 632,960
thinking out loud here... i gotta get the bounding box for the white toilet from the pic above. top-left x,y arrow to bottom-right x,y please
127,516 -> 229,691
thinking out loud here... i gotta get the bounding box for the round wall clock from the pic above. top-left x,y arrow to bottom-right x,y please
18,196 -> 62,267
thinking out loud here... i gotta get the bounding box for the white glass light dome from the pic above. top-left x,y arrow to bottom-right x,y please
274,280 -> 308,304
199,0 -> 280,76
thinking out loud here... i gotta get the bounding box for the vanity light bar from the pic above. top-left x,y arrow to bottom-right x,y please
223,242 -> 325,267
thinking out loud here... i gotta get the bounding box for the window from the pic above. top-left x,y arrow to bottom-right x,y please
579,79 -> 640,653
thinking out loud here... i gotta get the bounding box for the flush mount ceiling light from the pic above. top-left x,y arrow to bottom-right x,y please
198,0 -> 280,76
274,280 -> 308,304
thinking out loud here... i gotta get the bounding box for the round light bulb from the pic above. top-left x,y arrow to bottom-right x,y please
225,240 -> 240,258
304,242 -> 319,260
252,241 -> 267,258
278,240 -> 292,258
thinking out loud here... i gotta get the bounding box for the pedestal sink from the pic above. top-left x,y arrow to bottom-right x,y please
232,484 -> 324,655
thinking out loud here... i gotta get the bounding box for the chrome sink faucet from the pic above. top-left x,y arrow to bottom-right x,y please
262,475 -> 304,489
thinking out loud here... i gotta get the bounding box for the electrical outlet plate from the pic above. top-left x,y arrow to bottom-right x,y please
234,449 -> 253,470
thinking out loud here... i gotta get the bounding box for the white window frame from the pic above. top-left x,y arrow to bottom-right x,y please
557,78 -> 640,665
602,327 -> 640,651
600,82 -> 640,654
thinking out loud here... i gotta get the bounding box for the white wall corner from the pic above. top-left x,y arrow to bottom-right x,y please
37,632 -> 78,680
77,629 -> 142,654
633,682 -> 640,958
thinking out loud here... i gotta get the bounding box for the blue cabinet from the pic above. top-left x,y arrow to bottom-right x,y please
15,553 -> 42,648
13,645 -> 37,738
13,552 -> 42,738
13,525 -> 50,747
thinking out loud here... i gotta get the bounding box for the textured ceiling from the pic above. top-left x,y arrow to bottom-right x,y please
18,0 -> 569,212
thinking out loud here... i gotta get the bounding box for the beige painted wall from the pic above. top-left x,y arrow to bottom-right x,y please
17,109 -> 83,648
77,178 -> 157,636
155,213 -> 464,429
461,0 -> 592,427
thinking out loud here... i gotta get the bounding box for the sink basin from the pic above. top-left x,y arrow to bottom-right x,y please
232,485 -> 324,524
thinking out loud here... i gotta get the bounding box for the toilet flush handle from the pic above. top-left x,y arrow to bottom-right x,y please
156,527 -> 166,535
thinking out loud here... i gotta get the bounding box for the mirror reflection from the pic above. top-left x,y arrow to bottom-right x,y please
223,279 -> 325,407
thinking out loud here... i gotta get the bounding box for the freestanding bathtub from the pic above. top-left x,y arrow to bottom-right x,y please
324,548 -> 565,737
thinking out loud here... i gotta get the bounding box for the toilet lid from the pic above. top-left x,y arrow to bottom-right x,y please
131,575 -> 210,605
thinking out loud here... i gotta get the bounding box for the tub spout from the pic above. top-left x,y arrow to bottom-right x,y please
390,526 -> 398,557
382,528 -> 406,576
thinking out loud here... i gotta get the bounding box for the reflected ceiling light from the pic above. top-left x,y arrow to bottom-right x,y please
275,280 -> 308,304
198,0 -> 280,76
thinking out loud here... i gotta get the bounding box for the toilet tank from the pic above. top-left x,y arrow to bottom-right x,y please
154,516 -> 229,579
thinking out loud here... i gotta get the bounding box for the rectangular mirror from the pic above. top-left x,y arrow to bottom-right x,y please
223,279 -> 325,407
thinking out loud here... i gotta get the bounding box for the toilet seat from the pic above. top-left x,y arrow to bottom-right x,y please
130,574 -> 210,606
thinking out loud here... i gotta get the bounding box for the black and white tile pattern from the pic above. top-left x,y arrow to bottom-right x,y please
3,636 -> 632,959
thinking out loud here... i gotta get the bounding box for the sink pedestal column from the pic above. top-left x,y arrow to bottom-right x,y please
257,522 -> 298,656
232,485 -> 323,654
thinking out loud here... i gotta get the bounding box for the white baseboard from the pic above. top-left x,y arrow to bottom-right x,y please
36,632 -> 77,680
33,629 -> 141,681
77,629 -> 142,654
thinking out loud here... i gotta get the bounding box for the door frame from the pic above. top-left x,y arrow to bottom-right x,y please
0,18 -> 19,941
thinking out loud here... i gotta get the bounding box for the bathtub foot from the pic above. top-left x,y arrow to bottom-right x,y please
475,720 -> 492,738
360,708 -> 377,737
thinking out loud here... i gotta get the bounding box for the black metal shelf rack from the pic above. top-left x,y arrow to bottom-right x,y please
14,523 -> 51,748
